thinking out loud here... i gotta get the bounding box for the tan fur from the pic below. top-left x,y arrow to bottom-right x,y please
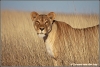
30,12 -> 98,66
50,21 -> 99,66
31,12 -> 99,66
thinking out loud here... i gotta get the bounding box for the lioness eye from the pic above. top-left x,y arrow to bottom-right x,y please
35,21 -> 40,24
45,22 -> 48,25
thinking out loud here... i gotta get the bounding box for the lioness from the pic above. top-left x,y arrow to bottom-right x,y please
30,12 -> 99,66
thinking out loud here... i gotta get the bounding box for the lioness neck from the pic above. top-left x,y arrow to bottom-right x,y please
45,22 -> 57,57
46,22 -> 57,43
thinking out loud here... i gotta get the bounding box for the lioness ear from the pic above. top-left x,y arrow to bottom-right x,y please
31,11 -> 39,21
47,12 -> 55,20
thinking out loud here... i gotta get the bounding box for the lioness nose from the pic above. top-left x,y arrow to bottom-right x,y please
40,27 -> 44,31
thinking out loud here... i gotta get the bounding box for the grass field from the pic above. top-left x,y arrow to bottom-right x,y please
1,10 -> 99,66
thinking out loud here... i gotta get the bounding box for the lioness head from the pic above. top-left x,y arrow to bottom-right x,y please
31,12 -> 55,38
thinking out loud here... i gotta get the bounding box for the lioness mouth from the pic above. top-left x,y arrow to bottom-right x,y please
37,33 -> 44,35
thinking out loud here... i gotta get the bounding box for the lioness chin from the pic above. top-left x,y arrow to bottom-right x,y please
30,12 -> 99,66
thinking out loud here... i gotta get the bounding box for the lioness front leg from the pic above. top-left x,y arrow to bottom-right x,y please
52,57 -> 58,66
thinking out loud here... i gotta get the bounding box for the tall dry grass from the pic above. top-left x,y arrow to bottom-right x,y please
1,10 -> 99,66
